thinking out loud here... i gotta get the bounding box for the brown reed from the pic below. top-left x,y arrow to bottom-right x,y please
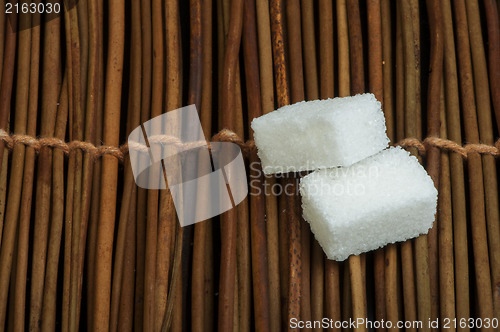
454,0 -> 495,323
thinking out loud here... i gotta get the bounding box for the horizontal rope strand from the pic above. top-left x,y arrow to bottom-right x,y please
0,128 -> 499,163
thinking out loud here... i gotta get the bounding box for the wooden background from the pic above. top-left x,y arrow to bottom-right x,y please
0,0 -> 499,331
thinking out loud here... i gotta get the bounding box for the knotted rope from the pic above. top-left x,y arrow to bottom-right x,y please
0,128 -> 499,163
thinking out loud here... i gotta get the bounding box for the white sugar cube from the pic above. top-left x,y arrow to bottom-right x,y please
299,147 -> 437,261
251,93 -> 389,174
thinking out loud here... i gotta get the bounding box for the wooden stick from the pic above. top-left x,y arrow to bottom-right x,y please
78,0 -> 89,114
395,1 -> 405,144
319,0 -> 342,328
0,4 -> 17,169
255,1 -> 281,330
465,0 -> 500,320
236,159 -> 251,330
453,0 -> 494,321
484,0 -> 500,317
380,0 -> 394,140
347,0 -> 364,94
401,1 -> 432,330
41,75 -> 68,332
409,0 -> 421,138
61,4 -> 77,330
285,2 -> 311,330
179,1 -> 203,330
338,1 -> 351,328
86,1 -> 105,328
203,223 -> 215,332
110,0 -> 141,329
286,0 -> 305,103
7,225 -> 18,332
117,186 -> 138,332
161,222 -> 183,332
192,0 -> 213,330
216,2 -> 242,328
71,0 -> 99,327
0,0 -> 5,81
0,8 -> 16,247
367,0 -> 387,327
219,0 -> 244,330
166,5 -> 185,331
301,0 -> 319,101
346,1 -> 368,329
367,0 -> 384,102
113,13 -> 142,325
438,79 -> 456,328
66,6 -> 84,327
337,0 -> 350,98
302,1 -> 323,328
484,0 -> 500,132
0,132 -> 8,250
133,0 -> 152,328
0,11 -> 30,328
269,1 -> 303,330
380,0 -> 398,327
13,11 -> 39,330
396,2 -> 417,330
256,0 -> 276,115
440,0 -> 470,324
142,0 -> 164,328
233,73 -> 251,329
278,188 -> 290,327
221,0 -> 245,140
243,0 -> 271,329
217,0 -> 226,130
154,0 -> 180,328
94,0 -> 125,330
319,0 -> 334,98
200,0 -> 214,322
424,0 -> 443,324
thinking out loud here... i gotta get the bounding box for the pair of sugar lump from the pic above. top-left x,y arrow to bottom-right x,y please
251,93 -> 438,261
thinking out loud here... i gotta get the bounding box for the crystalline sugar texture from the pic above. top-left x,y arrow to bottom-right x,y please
251,93 -> 389,174
299,147 -> 438,261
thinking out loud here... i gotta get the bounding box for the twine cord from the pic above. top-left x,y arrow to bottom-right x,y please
0,128 -> 499,163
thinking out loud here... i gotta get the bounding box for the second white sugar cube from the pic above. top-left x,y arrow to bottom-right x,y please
299,147 -> 438,261
251,93 -> 389,174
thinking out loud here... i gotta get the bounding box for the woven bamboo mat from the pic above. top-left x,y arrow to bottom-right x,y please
0,0 -> 499,331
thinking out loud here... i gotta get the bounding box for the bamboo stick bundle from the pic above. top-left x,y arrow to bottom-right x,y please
0,1 -> 498,331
